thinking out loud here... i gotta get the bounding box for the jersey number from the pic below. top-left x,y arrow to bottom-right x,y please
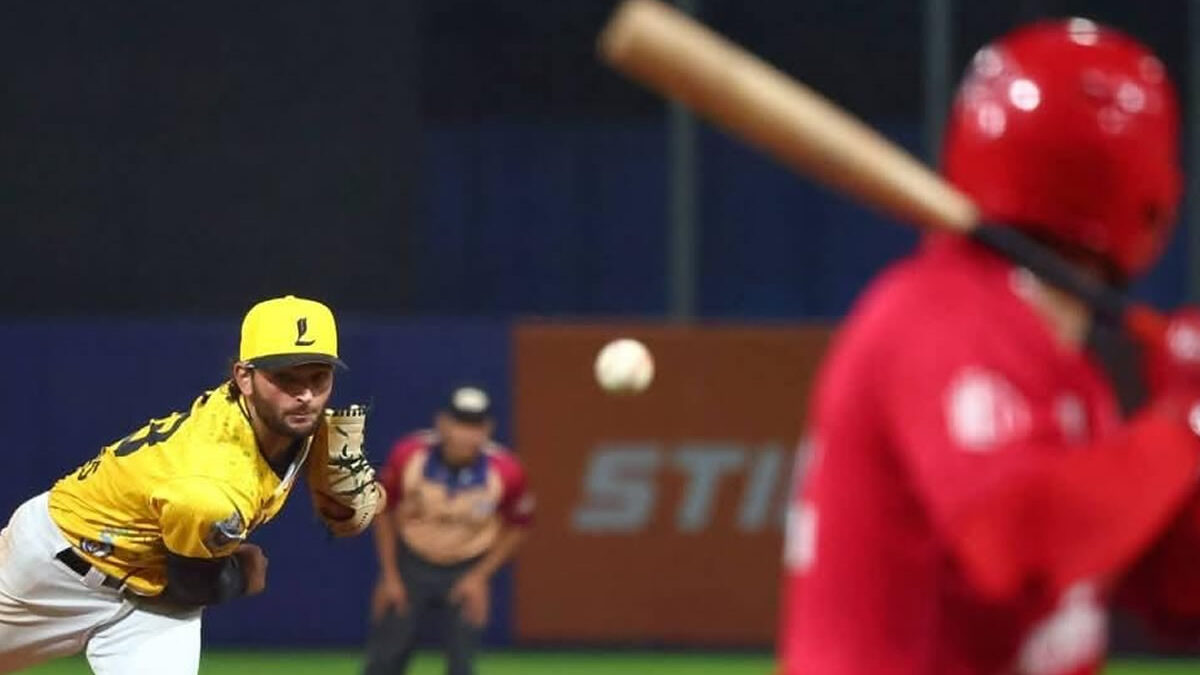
76,411 -> 191,480
113,412 -> 190,457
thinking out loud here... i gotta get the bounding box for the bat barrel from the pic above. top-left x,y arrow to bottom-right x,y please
599,0 -> 1165,350
599,0 -> 979,233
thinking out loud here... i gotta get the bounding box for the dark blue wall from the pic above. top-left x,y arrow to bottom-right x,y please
0,319 -> 514,647
3,1 -> 1190,320
415,120 -> 1192,317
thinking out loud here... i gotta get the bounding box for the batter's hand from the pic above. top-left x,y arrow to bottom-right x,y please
235,543 -> 268,597
449,572 -> 490,627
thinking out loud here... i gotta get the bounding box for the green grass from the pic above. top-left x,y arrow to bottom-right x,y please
16,650 -> 1200,674
1107,665 -> 1200,675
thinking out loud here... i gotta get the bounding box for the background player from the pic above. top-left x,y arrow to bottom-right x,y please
364,385 -> 533,675
779,19 -> 1200,675
0,294 -> 380,674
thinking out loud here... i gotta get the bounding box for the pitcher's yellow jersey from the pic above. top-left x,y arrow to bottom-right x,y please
48,385 -> 309,596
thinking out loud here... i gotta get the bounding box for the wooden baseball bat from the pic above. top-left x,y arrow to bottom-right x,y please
597,0 -> 1165,343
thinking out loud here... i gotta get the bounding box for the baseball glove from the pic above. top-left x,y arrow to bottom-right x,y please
307,404 -> 385,537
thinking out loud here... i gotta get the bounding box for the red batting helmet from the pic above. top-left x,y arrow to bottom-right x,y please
942,18 -> 1182,279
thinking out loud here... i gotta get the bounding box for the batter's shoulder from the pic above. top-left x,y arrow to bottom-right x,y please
822,244 -> 1031,392
852,243 -> 1013,339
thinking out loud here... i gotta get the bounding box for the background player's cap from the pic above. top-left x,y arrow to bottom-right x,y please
443,385 -> 491,424
239,295 -> 347,371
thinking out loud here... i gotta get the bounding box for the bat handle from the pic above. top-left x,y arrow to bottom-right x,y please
968,226 -> 1166,346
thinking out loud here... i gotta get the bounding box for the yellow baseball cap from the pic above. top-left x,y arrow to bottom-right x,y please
239,295 -> 347,371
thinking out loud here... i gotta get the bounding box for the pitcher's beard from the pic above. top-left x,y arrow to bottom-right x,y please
249,389 -> 320,439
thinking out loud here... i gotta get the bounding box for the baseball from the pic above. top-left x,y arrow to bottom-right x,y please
594,338 -> 654,394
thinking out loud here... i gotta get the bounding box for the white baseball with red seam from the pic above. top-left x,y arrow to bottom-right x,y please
594,338 -> 654,393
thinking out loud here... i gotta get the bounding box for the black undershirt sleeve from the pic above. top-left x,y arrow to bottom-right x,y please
160,551 -> 247,606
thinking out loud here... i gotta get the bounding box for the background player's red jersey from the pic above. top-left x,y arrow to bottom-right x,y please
779,239 -> 1200,675
379,431 -> 533,565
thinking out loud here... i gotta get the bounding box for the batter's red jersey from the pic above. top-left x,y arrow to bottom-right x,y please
779,238 -> 1200,675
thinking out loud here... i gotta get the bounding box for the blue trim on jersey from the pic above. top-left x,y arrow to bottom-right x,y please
423,444 -> 489,493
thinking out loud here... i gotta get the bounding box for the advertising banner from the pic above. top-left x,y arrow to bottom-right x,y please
513,323 -> 832,645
